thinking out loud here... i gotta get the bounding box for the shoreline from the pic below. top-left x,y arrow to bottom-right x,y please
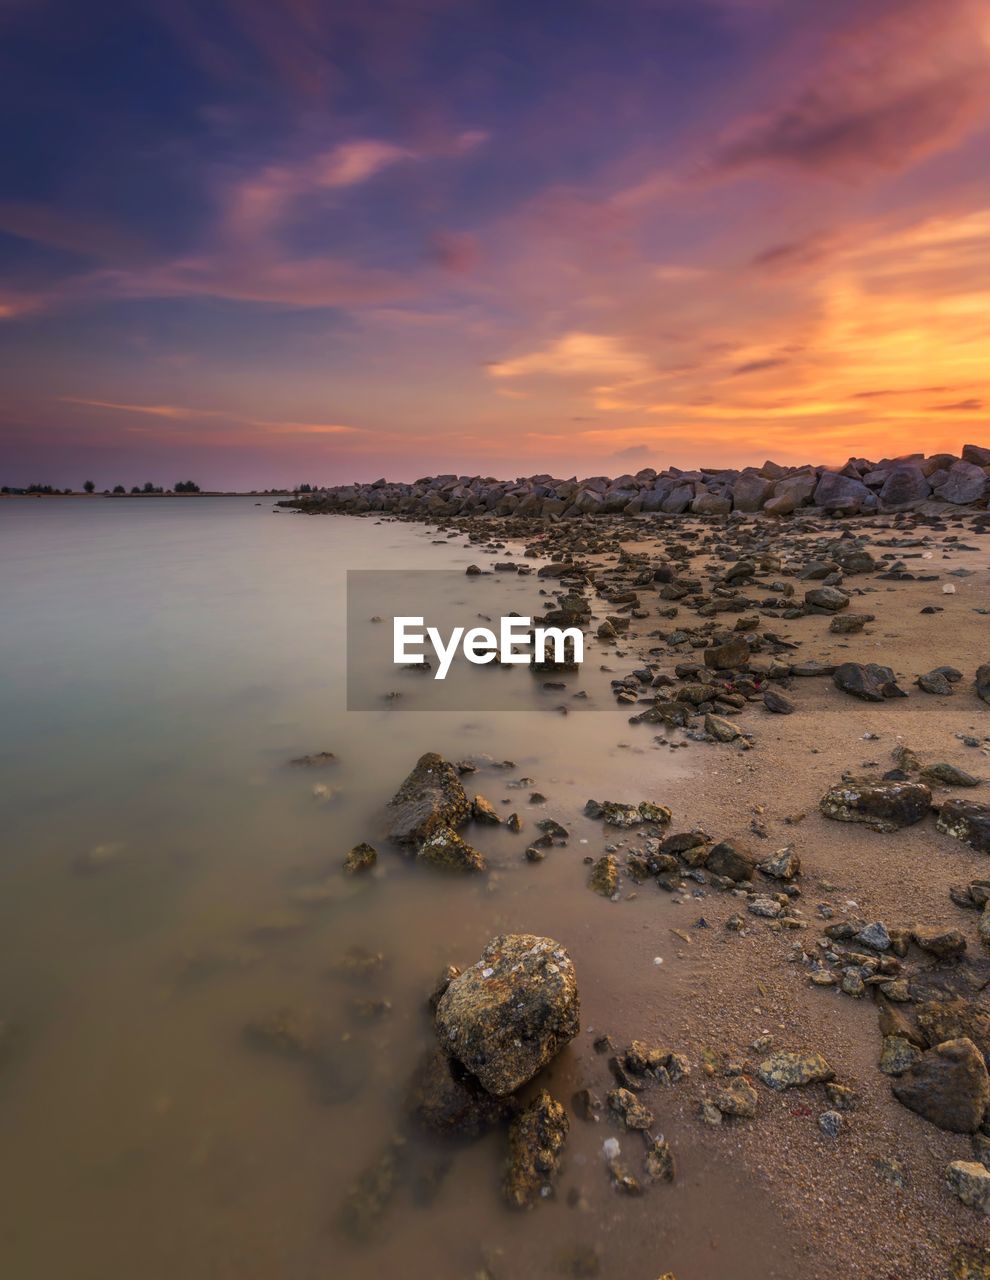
350,501 -> 990,1278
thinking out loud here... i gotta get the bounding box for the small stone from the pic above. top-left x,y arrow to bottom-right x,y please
589,854 -> 619,897
946,1160 -> 990,1214
911,925 -> 967,959
643,1135 -> 675,1182
818,1110 -> 842,1138
757,1051 -> 835,1090
343,842 -> 377,874
607,1087 -> 654,1131
714,1076 -> 758,1118
758,846 -> 801,880
503,1090 -> 569,1209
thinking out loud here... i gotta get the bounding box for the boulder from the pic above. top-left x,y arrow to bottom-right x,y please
833,662 -> 906,701
503,1090 -> 568,1208
763,493 -> 796,516
935,461 -> 990,505
976,663 -> 990,706
962,444 -> 990,467
814,472 -> 872,513
732,473 -> 775,512
434,934 -> 579,1095
891,1038 -> 989,1133
805,586 -> 849,612
706,838 -> 756,882
820,779 -> 932,832
386,753 -> 471,845
879,465 -> 931,510
946,1160 -> 990,1214
937,800 -> 990,853
691,491 -> 732,516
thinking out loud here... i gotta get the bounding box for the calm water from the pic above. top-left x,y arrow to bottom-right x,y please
0,497 -> 799,1280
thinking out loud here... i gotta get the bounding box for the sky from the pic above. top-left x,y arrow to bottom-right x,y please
3,0 -> 990,489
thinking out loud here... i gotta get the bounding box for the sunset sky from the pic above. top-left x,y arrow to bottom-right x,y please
3,0 -> 990,489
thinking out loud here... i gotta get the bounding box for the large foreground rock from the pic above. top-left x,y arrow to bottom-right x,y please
891,1038 -> 989,1133
434,934 -> 580,1096
503,1090 -> 568,1208
833,662 -> 905,702
937,800 -> 990,854
386,753 -> 470,845
820,779 -> 932,832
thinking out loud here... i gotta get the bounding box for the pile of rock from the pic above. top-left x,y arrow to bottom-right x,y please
283,446 -> 990,520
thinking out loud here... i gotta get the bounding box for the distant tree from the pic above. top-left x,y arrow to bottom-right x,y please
113,485 -> 125,494
174,480 -> 201,493
27,483 -> 56,494
131,486 -> 140,493
83,480 -> 95,493
143,481 -> 155,493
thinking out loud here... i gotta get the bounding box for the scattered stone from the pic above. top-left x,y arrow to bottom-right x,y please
503,1090 -> 568,1208
763,689 -> 794,714
706,839 -> 757,882
820,779 -> 932,832
644,1136 -> 675,1182
416,825 -> 486,873
607,1087 -> 654,1130
946,1161 -> 990,1214
472,795 -> 502,824
589,855 -> 619,897
757,1051 -> 835,1090
832,662 -> 906,702
714,1076 -> 758,1118
818,1110 -> 842,1138
343,842 -> 377,874
759,847 -> 800,880
386,752 -> 471,845
922,763 -> 981,788
911,925 -> 967,959
290,751 -> 337,767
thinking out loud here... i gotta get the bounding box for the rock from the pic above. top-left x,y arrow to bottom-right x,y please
963,444 -> 990,466
748,895 -> 782,918
915,998 -> 990,1063
946,1160 -> 990,1214
814,472 -> 872,513
405,1047 -> 513,1138
922,763 -> 980,787
757,1051 -> 835,1090
503,1090 -> 568,1208
833,662 -> 905,701
290,751 -> 337,767
763,689 -> 794,714
704,712 -> 742,742
936,460 -> 990,505
643,1136 -> 675,1182
387,753 -> 471,845
472,795 -> 502,824
830,613 -> 872,635
586,800 -> 641,828
911,925 -> 967,959
714,1076 -> 758,1118
336,1137 -> 405,1239
820,779 -> 932,832
704,636 -> 750,670
892,1038 -> 990,1133
416,825 -> 486,873
879,464 -> 931,509
855,922 -> 891,951
804,586 -> 849,612
732,472 -> 775,512
692,491 -> 732,516
589,855 -> 619,897
818,1110 -> 842,1138
937,799 -> 990,853
435,934 -> 580,1096
758,846 -> 800,880
707,839 -> 756,882
917,670 -> 954,695
343,842 -> 377,874
977,664 -> 990,706
880,1036 -> 921,1076
607,1087 -> 654,1130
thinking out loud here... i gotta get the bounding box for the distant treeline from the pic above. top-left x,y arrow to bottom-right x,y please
2,481 -> 294,496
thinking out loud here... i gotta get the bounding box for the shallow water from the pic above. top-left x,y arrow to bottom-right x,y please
0,497 -> 800,1280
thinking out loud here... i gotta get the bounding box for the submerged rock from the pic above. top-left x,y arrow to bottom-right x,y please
404,1046 -> 512,1139
343,842 -> 377,874
415,824 -> 486,873
337,1136 -> 405,1239
435,934 -> 580,1096
820,779 -> 931,832
892,1038 -> 989,1133
503,1090 -> 568,1208
386,752 -> 471,845
643,1136 -> 675,1182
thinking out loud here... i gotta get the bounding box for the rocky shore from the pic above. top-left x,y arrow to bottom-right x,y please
282,445 -> 990,520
